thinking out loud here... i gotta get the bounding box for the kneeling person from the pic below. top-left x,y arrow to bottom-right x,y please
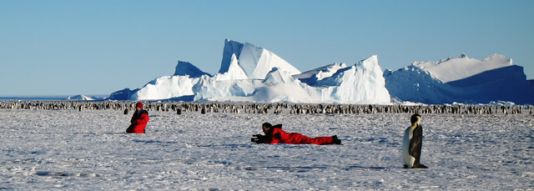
126,101 -> 150,134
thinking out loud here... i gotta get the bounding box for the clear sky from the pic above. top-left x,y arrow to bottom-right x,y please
1,0 -> 533,96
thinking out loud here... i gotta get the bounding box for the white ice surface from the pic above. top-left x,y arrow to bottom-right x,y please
413,54 -> 512,83
66,95 -> 95,101
132,75 -> 200,101
1,110 -> 532,190
295,63 -> 348,81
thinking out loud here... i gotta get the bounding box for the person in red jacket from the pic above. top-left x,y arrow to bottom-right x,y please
126,101 -> 150,134
251,122 -> 341,145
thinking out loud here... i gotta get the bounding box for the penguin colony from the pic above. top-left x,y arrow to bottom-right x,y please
0,101 -> 531,115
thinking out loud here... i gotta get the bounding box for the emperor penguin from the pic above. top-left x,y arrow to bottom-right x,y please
402,114 -> 428,168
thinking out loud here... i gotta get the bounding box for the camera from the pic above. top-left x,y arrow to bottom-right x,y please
251,134 -> 265,143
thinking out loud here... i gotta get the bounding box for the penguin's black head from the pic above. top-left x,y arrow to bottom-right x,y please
411,114 -> 421,124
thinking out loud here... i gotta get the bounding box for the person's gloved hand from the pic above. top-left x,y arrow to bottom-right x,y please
251,134 -> 267,144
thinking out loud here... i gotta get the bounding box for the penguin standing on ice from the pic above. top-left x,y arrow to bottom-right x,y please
402,114 -> 428,168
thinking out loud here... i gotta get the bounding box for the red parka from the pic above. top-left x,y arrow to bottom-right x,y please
266,125 -> 335,145
126,102 -> 150,134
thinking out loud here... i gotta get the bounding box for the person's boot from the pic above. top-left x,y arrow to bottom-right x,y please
332,135 -> 342,145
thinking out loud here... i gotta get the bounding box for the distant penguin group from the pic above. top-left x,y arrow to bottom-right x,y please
0,101 -> 531,116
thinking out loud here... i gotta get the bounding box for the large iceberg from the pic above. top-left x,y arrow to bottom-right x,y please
384,54 -> 534,104
193,55 -> 391,104
110,39 -> 391,104
108,40 -> 533,104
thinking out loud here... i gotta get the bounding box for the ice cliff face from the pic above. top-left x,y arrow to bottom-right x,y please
295,55 -> 391,104
131,75 -> 200,101
321,55 -> 391,104
174,61 -> 210,78
218,39 -> 301,79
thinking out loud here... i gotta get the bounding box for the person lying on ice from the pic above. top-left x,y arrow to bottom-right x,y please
251,122 -> 341,145
126,101 -> 150,134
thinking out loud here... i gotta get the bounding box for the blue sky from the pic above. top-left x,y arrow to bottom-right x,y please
1,0 -> 533,96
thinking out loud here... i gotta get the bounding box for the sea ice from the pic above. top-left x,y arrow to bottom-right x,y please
0,109 -> 531,190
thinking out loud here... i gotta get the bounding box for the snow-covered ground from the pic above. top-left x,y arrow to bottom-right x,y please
0,109 -> 532,190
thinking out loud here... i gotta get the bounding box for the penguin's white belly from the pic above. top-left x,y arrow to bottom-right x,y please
402,127 -> 415,167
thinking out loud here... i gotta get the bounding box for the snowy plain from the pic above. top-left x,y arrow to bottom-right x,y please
0,109 -> 532,190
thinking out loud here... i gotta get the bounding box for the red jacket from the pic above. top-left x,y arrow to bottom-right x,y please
266,125 -> 335,145
126,110 -> 149,134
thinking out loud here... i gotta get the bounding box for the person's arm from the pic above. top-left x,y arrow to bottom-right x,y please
270,133 -> 282,144
130,112 -> 137,124
251,134 -> 269,144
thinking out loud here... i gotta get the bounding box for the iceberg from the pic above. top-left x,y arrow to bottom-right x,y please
67,95 -> 96,101
109,40 -> 392,104
108,40 -> 534,105
218,39 -> 301,79
385,54 -> 534,104
174,61 -> 211,78
413,53 -> 512,83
